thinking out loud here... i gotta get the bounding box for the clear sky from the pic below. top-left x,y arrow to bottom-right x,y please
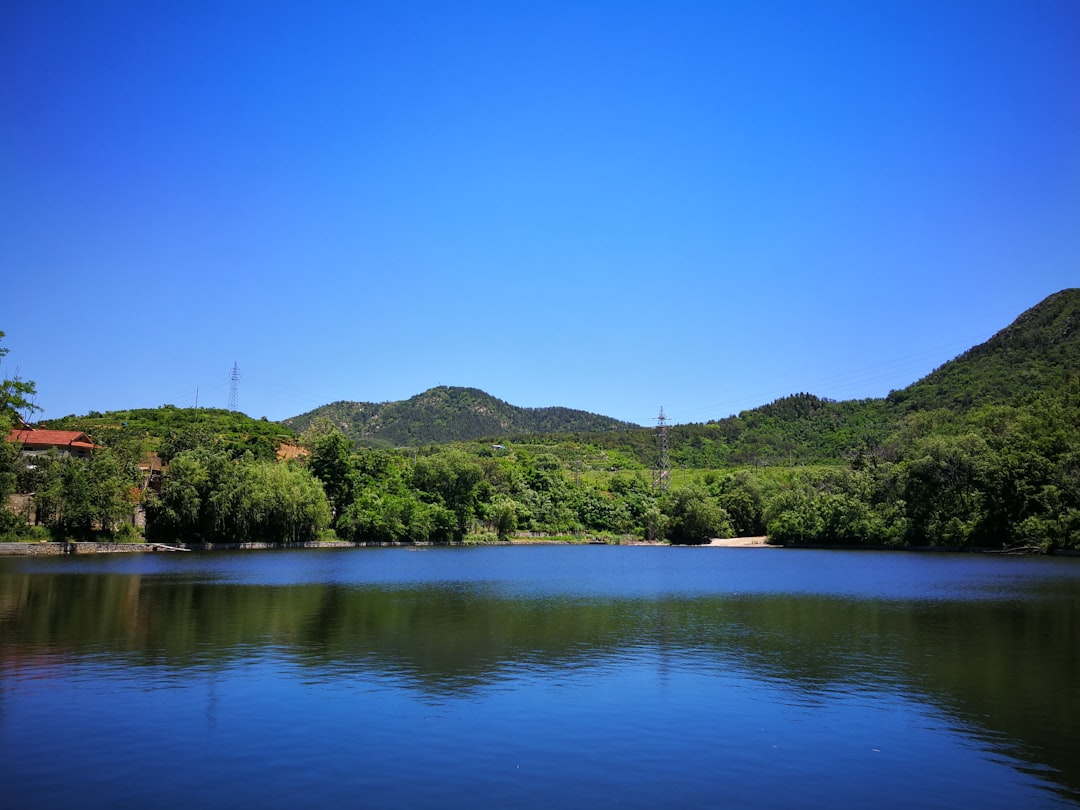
2,1 -> 1077,427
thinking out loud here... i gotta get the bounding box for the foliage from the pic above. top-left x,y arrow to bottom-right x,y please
145,450 -> 330,544
6,290 -> 1080,550
0,331 -> 41,429
305,427 -> 358,522
890,289 -> 1080,414
662,485 -> 732,545
32,449 -> 141,539
44,405 -> 295,462
411,450 -> 486,540
763,468 -> 904,547
284,386 -> 638,447
0,437 -> 19,509
708,471 -> 767,536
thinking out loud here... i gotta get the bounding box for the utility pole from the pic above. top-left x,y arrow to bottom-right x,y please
654,406 -> 669,491
228,362 -> 241,411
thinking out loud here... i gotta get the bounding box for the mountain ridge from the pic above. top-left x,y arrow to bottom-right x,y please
44,289 -> 1078,456
284,289 -> 1079,451
889,288 -> 1080,412
283,385 -> 639,446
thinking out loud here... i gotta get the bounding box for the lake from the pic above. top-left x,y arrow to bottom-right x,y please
1,545 -> 1078,808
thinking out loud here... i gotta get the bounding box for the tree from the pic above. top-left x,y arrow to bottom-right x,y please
230,461 -> 332,543
306,428 -> 357,522
158,426 -> 218,464
145,450 -> 211,541
898,433 -> 990,546
412,451 -> 486,540
662,485 -> 731,545
488,495 -> 520,540
33,448 -> 139,538
709,471 -> 766,536
146,449 -> 331,544
0,331 -> 40,429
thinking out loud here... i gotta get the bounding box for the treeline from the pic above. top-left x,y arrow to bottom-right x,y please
4,287 -> 1079,550
496,394 -> 895,470
217,423 -> 737,546
2,439 -> 143,539
287,377 -> 1080,550
762,381 -> 1080,550
144,375 -> 1080,551
46,405 -> 296,461
4,378 -> 1079,550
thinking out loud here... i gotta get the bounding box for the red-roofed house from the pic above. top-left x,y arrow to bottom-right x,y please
5,427 -> 100,459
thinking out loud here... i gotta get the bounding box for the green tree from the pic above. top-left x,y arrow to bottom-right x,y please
412,450 -> 486,540
709,471 -> 766,536
146,450 -> 212,541
306,428 -> 357,522
662,485 -> 731,545
33,448 -> 138,538
0,331 -> 41,429
489,495 -> 520,540
898,433 -> 990,546
147,450 -> 330,544
158,425 -> 217,464
229,461 -> 331,543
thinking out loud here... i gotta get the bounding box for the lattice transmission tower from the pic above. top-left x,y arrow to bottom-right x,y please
228,362 -> 241,411
654,406 -> 669,491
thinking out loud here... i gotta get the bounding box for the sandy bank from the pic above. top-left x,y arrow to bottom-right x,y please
707,536 -> 774,547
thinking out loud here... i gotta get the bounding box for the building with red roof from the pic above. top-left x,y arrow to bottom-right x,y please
5,427 -> 100,459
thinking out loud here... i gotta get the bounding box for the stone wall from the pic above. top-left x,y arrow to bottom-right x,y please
0,542 -> 157,555
0,540 -> 366,555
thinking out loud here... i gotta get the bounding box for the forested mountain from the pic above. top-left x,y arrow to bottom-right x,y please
889,288 -> 1080,413
284,386 -> 638,446
511,289 -> 1080,468
37,290 -> 1080,467
5,290 -> 1078,551
280,289 -> 1079,465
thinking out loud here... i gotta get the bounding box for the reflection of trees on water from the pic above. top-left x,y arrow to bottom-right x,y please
1,571 -> 1078,799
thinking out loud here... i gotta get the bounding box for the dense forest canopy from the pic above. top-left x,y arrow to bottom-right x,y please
3,289 -> 1079,550
283,386 -> 639,447
44,406 -> 298,462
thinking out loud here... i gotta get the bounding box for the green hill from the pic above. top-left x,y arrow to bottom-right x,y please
682,288 -> 1080,465
43,405 -> 297,461
529,289 -> 1080,468
283,386 -> 639,447
889,288 -> 1080,412
38,289 -> 1079,467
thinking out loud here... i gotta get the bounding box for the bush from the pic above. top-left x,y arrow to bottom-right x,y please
114,523 -> 142,543
662,485 -> 732,545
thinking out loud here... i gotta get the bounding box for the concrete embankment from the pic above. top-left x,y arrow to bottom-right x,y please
0,540 -> 363,556
0,542 -> 148,555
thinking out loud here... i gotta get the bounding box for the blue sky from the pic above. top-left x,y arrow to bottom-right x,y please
2,0 -> 1077,427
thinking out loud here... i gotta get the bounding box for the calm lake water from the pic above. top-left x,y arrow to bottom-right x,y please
2,546 -> 1078,808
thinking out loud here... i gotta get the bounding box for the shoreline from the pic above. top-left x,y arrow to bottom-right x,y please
0,537 -> 776,555
1,536 -> 1073,556
706,536 -> 772,547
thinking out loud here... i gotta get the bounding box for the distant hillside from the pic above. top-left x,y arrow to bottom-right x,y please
284,386 -> 639,446
889,288 -> 1080,412
43,406 -> 297,460
39,290 -> 1078,467
506,393 -> 897,469
531,289 -> 1080,468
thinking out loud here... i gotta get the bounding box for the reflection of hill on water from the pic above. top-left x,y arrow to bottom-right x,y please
2,572 -> 1078,799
